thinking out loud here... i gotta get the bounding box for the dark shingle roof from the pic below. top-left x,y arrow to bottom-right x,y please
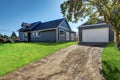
82,20 -> 105,25
19,18 -> 65,32
33,18 -> 65,30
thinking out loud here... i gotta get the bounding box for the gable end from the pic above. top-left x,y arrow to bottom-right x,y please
58,19 -> 71,31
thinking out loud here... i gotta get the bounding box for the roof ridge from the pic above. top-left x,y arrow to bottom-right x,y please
30,21 -> 42,30
42,18 -> 65,24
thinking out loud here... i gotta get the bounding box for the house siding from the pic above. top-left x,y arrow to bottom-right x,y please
19,32 -> 28,41
19,18 -> 76,42
30,30 -> 56,42
57,20 -> 72,42
19,30 -> 56,42
59,20 -> 70,31
78,24 -> 114,43
58,27 -> 72,42
58,28 -> 66,42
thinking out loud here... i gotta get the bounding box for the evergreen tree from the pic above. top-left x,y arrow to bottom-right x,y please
11,31 -> 17,39
0,33 -> 3,38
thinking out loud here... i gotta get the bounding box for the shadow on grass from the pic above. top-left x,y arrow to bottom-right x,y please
26,41 -> 75,46
102,61 -> 120,80
0,41 -> 76,46
105,42 -> 116,47
0,43 -> 8,45
78,43 -> 107,48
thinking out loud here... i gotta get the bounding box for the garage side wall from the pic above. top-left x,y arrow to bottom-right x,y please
78,27 -> 82,43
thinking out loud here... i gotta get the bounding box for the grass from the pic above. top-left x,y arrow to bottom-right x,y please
0,42 -> 76,76
102,43 -> 120,80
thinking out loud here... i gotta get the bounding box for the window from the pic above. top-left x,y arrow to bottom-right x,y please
37,31 -> 41,36
23,33 -> 27,38
71,33 -> 74,41
60,30 -> 64,36
66,32 -> 69,40
32,32 -> 37,37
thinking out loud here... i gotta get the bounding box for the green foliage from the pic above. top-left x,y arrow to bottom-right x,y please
0,32 -> 18,43
0,42 -> 76,76
10,31 -> 18,43
61,0 -> 120,49
61,0 -> 120,25
0,33 -> 3,38
102,43 -> 120,80
0,34 -> 9,43
11,31 -> 17,39
3,35 -> 8,38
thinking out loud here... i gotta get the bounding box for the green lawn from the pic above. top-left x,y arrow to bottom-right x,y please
0,42 -> 76,76
102,43 -> 120,80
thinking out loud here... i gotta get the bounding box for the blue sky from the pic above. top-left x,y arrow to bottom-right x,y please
0,0 -> 87,36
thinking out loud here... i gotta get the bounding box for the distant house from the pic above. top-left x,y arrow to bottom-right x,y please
19,18 -> 76,42
78,21 -> 114,44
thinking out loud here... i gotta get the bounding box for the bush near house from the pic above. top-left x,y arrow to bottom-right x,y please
0,42 -> 76,76
0,38 -> 4,43
102,43 -> 120,80
0,32 -> 18,43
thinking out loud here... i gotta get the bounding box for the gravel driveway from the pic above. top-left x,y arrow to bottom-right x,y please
0,45 -> 104,80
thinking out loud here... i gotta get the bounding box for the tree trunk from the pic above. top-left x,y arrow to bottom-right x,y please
114,31 -> 120,50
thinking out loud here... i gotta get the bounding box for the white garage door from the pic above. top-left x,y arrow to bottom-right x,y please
82,28 -> 109,42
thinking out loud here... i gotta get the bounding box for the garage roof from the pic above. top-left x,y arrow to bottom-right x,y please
78,20 -> 106,28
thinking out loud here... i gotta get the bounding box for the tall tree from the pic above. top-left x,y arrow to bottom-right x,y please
0,33 -> 3,38
11,31 -> 17,39
61,0 -> 120,49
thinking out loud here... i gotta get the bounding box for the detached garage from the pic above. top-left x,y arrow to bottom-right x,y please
78,22 -> 114,44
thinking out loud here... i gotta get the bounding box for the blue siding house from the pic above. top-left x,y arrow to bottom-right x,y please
19,18 -> 76,42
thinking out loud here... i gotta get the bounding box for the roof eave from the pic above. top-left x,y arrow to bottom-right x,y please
77,23 -> 107,28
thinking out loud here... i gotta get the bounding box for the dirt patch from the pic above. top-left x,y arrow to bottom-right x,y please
0,45 -> 104,80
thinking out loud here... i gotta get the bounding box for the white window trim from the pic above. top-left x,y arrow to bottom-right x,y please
37,31 -> 41,37
31,31 -> 42,37
71,33 -> 74,41
31,31 -> 37,37
59,30 -> 64,36
66,32 -> 69,41
31,32 -> 34,37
